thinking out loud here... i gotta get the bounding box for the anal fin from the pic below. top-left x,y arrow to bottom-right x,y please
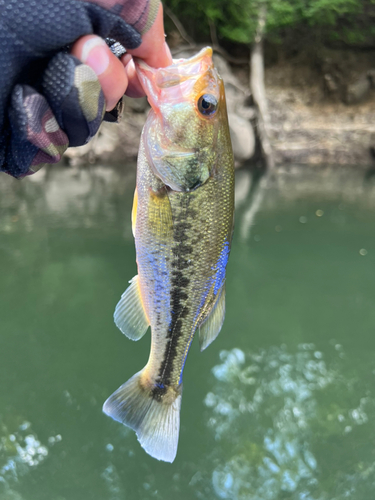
199,285 -> 226,351
114,275 -> 150,341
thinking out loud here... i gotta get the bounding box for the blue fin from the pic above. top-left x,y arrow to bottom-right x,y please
114,276 -> 150,341
199,285 -> 226,351
103,371 -> 182,463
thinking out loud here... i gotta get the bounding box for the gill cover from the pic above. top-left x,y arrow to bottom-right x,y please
135,48 -> 223,192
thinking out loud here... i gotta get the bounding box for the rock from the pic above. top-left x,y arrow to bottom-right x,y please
324,74 -> 339,94
64,111 -> 145,166
213,54 -> 250,114
344,75 -> 371,104
212,53 -> 256,163
228,113 -> 255,162
367,69 -> 375,88
237,106 -> 256,121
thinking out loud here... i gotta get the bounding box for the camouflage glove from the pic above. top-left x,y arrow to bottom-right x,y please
0,0 -> 160,178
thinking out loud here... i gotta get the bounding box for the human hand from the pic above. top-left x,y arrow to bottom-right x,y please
1,0 -> 172,179
70,3 -> 172,110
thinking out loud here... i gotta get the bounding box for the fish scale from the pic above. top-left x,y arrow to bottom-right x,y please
103,47 -> 234,462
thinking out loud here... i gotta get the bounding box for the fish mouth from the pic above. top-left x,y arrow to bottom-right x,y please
134,47 -> 213,80
134,47 -> 214,111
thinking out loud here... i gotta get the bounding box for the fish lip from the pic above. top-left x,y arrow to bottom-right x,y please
134,47 -> 214,111
134,46 -> 213,74
133,57 -> 152,73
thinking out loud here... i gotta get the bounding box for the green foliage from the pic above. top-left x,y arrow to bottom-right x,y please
164,0 -> 375,47
304,0 -> 362,25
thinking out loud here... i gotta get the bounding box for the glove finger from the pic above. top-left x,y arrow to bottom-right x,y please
7,84 -> 69,178
84,0 -> 160,43
70,35 -> 128,113
43,52 -> 106,147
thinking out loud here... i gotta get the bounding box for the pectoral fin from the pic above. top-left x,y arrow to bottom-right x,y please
114,275 -> 150,341
148,187 -> 173,238
199,285 -> 226,351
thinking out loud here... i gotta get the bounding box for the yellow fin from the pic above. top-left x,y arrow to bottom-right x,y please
199,285 -> 226,351
114,275 -> 150,341
131,188 -> 138,237
147,188 -> 173,238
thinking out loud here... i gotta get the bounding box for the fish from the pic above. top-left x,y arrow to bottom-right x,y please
103,47 -> 235,463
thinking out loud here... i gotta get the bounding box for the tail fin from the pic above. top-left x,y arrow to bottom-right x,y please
103,370 -> 182,463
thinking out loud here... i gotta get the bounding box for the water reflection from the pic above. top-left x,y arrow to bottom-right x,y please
202,345 -> 375,500
234,164 -> 375,241
0,165 -> 136,236
0,412 -> 61,498
1,165 -> 375,499
2,164 -> 375,238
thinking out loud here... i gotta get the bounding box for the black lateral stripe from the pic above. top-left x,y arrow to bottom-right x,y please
151,196 -> 196,397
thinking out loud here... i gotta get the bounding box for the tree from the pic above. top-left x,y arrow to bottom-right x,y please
165,0 -> 375,48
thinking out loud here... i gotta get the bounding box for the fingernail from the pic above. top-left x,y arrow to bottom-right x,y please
81,37 -> 109,76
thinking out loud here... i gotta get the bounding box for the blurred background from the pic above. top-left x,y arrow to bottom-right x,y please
2,1 -> 375,499
66,0 -> 375,169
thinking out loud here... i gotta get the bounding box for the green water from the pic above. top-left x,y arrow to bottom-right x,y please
1,165 -> 375,500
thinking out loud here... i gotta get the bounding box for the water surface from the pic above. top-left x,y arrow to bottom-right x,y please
1,165 -> 375,500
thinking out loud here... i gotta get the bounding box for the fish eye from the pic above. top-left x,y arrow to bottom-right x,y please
197,94 -> 218,116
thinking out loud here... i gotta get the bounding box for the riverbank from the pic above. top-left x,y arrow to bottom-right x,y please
62,47 -> 375,168
265,52 -> 375,166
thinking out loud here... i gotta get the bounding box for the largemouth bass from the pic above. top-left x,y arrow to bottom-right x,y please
103,47 -> 235,462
